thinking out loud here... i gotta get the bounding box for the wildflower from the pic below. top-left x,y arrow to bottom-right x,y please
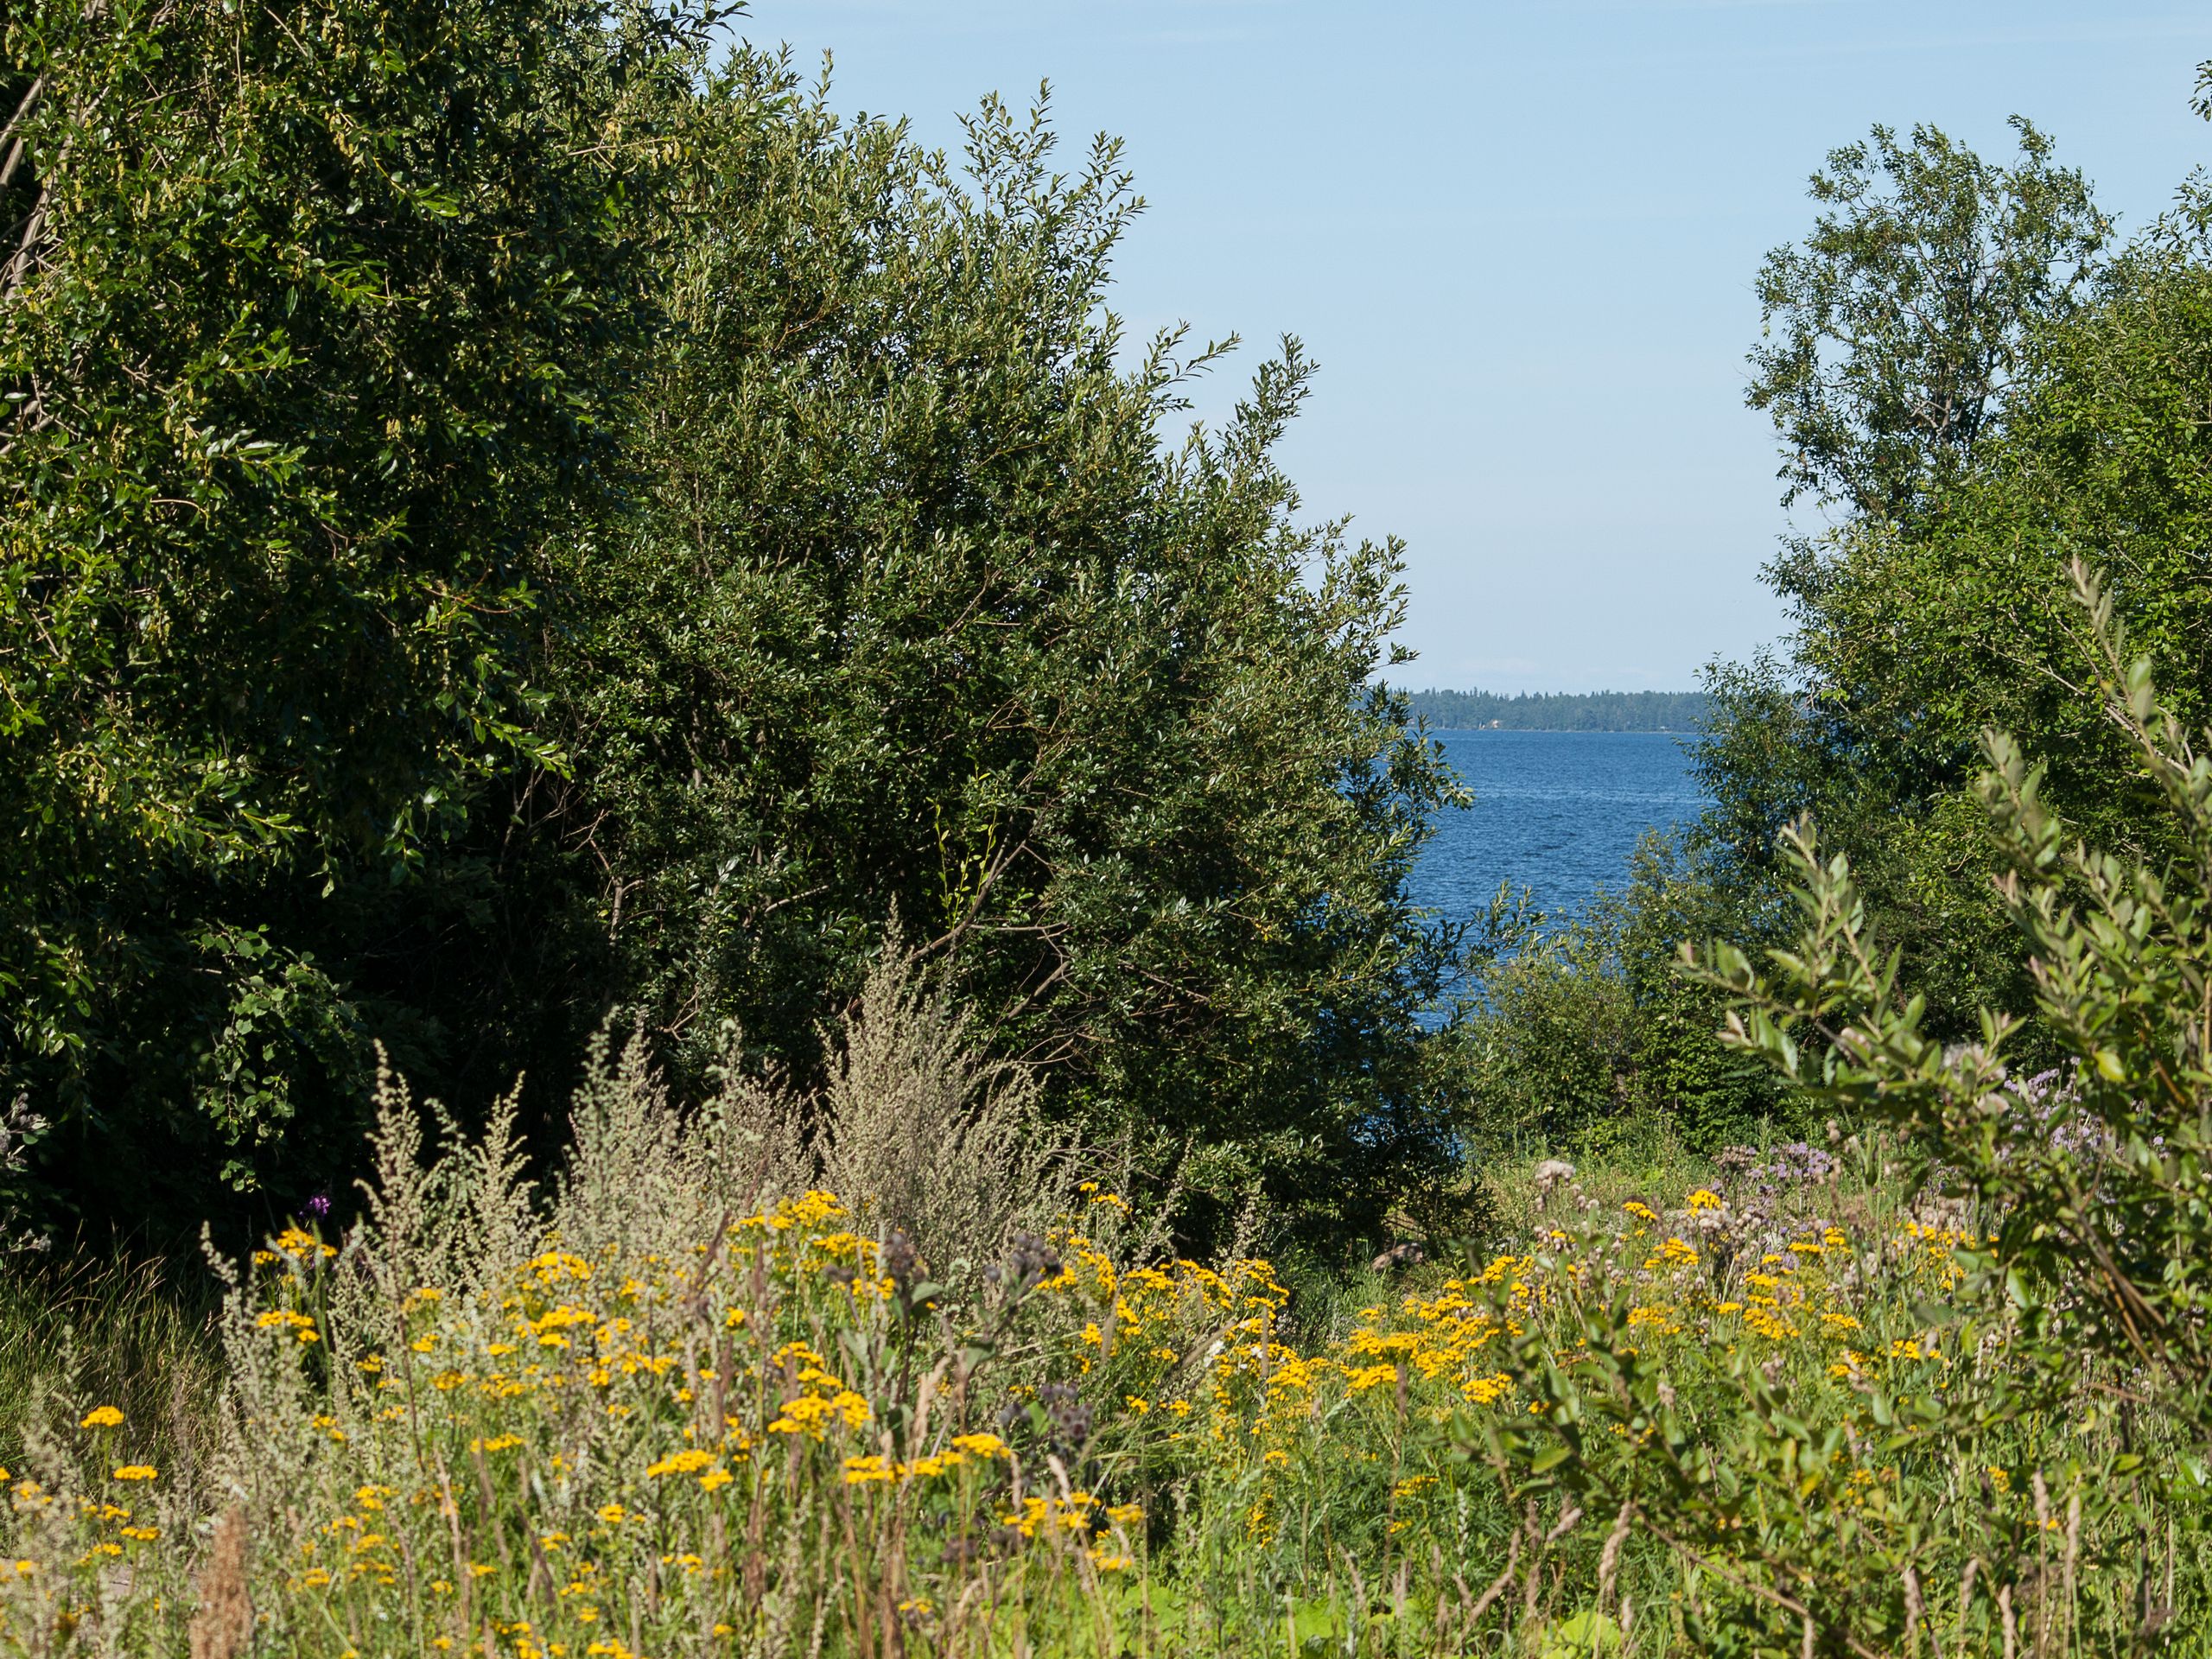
79,1407 -> 123,1429
595,1504 -> 626,1525
1624,1200 -> 1657,1223
111,1465 -> 158,1482
950,1432 -> 1010,1459
697,1467 -> 733,1493
1105,1502 -> 1143,1526
1464,1373 -> 1514,1407
272,1226 -> 335,1260
842,1456 -> 896,1485
645,1449 -> 714,1478
1685,1188 -> 1723,1211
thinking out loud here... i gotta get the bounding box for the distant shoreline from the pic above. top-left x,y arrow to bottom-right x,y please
1434,726 -> 1698,734
1396,687 -> 1707,734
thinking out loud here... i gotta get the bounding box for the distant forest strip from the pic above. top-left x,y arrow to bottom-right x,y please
1399,688 -> 1708,731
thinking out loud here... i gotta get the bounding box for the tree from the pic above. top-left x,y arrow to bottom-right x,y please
0,0 -> 715,1234
518,68 -> 1471,1249
1675,118 -> 2120,1057
1746,118 -> 2107,530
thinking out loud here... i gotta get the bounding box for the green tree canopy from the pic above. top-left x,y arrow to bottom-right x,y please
0,24 -> 1466,1255
519,69 -> 1469,1248
1746,117 -> 2107,530
0,0 -> 716,1229
1698,91 -> 2212,1054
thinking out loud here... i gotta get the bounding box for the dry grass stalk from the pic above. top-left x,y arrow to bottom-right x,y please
1596,1496 -> 1634,1614
816,938 -> 1067,1274
187,1505 -> 253,1659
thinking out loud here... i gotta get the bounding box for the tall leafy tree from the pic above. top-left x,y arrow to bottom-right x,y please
1701,88 -> 2212,1053
1746,118 -> 2107,531
521,67 -> 1469,1248
0,0 -> 715,1232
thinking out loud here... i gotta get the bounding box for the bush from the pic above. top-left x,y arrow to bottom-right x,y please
1469,569 -> 2212,1652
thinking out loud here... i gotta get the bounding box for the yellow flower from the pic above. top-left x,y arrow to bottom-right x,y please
842,1455 -> 896,1485
255,1309 -> 321,1343
595,1504 -> 626,1525
950,1432 -> 1009,1459
645,1449 -> 714,1478
79,1407 -> 124,1429
697,1467 -> 733,1493
1685,1188 -> 1723,1211
111,1465 -> 157,1482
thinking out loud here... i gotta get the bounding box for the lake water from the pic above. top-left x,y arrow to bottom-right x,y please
1408,729 -> 1708,929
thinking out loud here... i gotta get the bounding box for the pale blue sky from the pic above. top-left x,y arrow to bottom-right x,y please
736,2 -> 2211,692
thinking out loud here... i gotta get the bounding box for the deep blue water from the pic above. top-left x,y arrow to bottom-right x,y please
1408,729 -> 1708,929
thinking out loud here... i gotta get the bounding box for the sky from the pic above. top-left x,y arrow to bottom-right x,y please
734,2 -> 2212,693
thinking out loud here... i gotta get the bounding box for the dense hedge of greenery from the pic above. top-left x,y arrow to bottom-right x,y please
0,7 -> 1464,1252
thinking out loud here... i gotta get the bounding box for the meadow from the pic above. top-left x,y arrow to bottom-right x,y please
4,946 -> 2203,1656
10,10 -> 2212,1655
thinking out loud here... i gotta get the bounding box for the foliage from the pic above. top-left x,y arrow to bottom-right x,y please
0,1253 -> 220,1472
6,1048 -> 2202,1652
1455,843 -> 1794,1160
1707,569 -> 2212,1428
0,0 -> 719,1228
1745,117 -> 2107,526
520,63 -> 1469,1249
1446,574 -> 2212,1655
0,23 -> 1464,1252
1684,111 -> 2168,1063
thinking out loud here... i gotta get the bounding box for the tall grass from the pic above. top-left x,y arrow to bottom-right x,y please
0,1249 -> 221,1474
3,1069 -> 2202,1653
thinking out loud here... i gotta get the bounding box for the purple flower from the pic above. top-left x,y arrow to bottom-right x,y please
302,1192 -> 331,1219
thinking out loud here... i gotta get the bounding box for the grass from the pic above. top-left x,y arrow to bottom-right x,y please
2,1078 -> 2202,1656
0,1247 -> 221,1474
